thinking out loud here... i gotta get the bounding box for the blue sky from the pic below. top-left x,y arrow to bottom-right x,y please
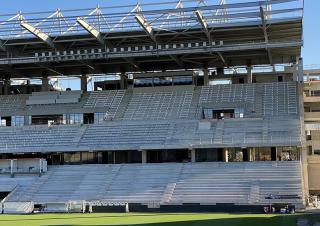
0,0 -> 317,67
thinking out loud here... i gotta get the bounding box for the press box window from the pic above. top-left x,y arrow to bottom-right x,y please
202,108 -> 244,120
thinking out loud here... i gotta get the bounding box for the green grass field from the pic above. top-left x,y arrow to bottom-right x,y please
0,213 -> 319,226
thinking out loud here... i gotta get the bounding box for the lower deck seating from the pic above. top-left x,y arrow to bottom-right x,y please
5,162 -> 303,207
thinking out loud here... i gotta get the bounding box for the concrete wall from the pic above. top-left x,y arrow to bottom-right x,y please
308,156 -> 320,193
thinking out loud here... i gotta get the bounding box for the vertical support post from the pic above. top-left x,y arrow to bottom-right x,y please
10,159 -> 14,176
82,201 -> 86,214
191,149 -> 196,163
292,61 -> 299,82
247,66 -> 253,84
203,68 -> 209,86
247,148 -> 253,162
193,72 -> 198,86
251,148 -> 255,161
141,150 -> 147,164
41,75 -> 49,92
120,72 -> 127,90
298,57 -> 304,84
125,203 -> 130,213
223,149 -> 228,162
3,79 -> 10,95
39,159 -> 41,174
81,74 -> 88,92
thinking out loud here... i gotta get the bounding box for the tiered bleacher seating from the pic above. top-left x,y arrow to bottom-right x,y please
79,121 -> 170,149
262,82 -> 298,116
200,82 -> 298,117
0,125 -> 80,152
0,174 -> 38,209
0,82 -> 304,212
0,117 -> 301,152
200,84 -> 255,105
0,94 -> 29,115
4,162 -> 303,208
170,162 -> 303,205
3,202 -> 34,214
83,90 -> 125,117
123,86 -> 195,120
0,82 -> 299,121
26,91 -> 82,105
200,84 -> 256,116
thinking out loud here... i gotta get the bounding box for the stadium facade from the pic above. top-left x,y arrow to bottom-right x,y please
0,0 -> 312,213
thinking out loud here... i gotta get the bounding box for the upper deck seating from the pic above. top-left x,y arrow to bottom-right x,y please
262,82 -> 298,116
123,86 -> 195,120
0,117 -> 301,152
79,121 -> 170,149
83,90 -> 125,117
199,82 -> 298,117
0,94 -> 29,115
0,125 -> 80,152
26,91 -> 82,105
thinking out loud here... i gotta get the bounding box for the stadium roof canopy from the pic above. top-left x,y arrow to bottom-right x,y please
0,0 -> 303,78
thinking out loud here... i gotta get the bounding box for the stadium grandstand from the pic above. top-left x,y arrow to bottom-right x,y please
0,0 -> 310,214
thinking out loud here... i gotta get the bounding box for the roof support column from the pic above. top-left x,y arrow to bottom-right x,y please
247,148 -> 253,162
298,57 -> 304,84
41,74 -> 49,92
223,149 -> 228,162
190,149 -> 196,163
141,150 -> 147,164
193,73 -> 198,86
203,68 -> 209,86
247,66 -> 253,84
120,72 -> 127,90
3,79 -> 11,95
81,74 -> 88,92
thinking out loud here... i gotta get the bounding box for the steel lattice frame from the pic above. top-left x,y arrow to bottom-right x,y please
0,0 -> 303,78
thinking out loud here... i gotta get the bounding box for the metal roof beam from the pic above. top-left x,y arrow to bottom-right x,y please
260,6 -> 273,65
2,66 -> 24,77
0,40 -> 7,52
135,13 -> 156,43
36,63 -> 64,76
76,17 -> 105,46
124,58 -> 140,70
169,55 -> 184,67
195,10 -> 210,40
217,52 -> 228,67
20,19 -> 55,49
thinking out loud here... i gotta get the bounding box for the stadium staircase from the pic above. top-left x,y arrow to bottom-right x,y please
114,88 -> 133,119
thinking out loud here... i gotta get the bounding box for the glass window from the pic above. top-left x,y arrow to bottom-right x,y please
314,150 -> 320,155
94,112 -> 109,124
228,148 -> 244,162
81,152 -> 96,164
63,114 -> 67,125
277,147 -> 299,161
0,118 -> 6,127
255,147 -> 271,161
64,152 -> 81,164
234,108 -> 244,118
69,113 -> 83,125
11,116 -> 25,127
196,149 -> 217,162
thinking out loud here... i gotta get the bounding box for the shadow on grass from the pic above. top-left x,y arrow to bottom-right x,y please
1,213 -> 320,226
0,213 -> 168,222
38,216 -> 297,226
